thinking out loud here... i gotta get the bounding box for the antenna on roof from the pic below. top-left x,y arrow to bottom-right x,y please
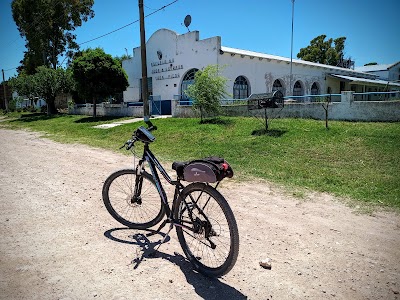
183,15 -> 191,32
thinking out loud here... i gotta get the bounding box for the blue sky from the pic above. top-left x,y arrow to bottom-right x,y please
1,0 -> 399,80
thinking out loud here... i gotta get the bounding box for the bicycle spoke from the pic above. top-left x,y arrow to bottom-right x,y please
175,184 -> 239,275
103,169 -> 165,229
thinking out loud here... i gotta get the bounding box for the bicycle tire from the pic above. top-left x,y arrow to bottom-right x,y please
102,169 -> 165,229
174,182 -> 239,277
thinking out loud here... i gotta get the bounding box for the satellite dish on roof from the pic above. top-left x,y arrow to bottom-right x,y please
183,15 -> 191,32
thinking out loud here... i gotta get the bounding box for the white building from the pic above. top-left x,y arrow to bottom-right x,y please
123,28 -> 400,104
355,62 -> 400,82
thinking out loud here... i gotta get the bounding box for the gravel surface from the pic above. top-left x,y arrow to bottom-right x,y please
0,128 -> 399,300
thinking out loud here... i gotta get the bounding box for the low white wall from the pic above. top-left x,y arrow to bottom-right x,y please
69,103 -> 143,117
69,92 -> 400,122
171,92 -> 400,122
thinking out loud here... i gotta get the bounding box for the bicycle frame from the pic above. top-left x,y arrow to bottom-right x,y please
136,143 -> 182,219
135,143 -> 214,237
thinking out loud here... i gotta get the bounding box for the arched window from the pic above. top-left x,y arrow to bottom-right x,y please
181,68 -> 198,100
293,81 -> 304,96
311,82 -> 320,95
272,79 -> 285,95
233,76 -> 250,99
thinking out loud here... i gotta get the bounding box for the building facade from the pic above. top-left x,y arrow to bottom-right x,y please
122,29 -> 400,103
355,62 -> 400,82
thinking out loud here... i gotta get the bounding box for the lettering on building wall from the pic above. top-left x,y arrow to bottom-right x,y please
151,57 -> 183,80
155,74 -> 180,80
151,58 -> 174,67
151,65 -> 183,74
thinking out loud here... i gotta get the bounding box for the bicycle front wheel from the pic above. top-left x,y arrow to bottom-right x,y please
102,169 -> 165,229
174,183 -> 239,277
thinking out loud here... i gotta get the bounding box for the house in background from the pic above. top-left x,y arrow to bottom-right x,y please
355,62 -> 400,82
11,92 -> 46,109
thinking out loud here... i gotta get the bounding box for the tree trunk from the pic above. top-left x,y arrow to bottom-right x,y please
322,102 -> 329,129
264,108 -> 269,131
93,97 -> 97,118
47,97 -> 57,115
325,108 -> 329,129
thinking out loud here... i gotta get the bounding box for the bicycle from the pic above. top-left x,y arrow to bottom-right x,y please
102,120 -> 239,277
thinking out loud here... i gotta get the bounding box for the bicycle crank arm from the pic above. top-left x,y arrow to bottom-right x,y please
146,219 -> 169,237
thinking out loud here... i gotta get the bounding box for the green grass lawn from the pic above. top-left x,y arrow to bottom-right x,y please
1,113 -> 399,209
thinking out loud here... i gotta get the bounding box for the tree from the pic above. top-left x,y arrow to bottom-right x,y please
8,72 -> 38,108
114,54 -> 132,66
33,66 -> 72,114
297,35 -> 351,67
11,0 -> 94,74
71,48 -> 129,117
315,95 -> 332,129
9,67 -> 71,114
184,65 -> 228,123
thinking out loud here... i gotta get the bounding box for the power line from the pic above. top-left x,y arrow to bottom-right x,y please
78,0 -> 179,46
58,0 -> 179,67
58,0 -> 178,67
4,67 -> 18,72
6,0 -> 180,72
78,22 -> 138,46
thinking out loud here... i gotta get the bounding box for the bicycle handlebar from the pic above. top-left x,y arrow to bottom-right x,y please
120,138 -> 136,150
120,120 -> 157,150
145,120 -> 157,132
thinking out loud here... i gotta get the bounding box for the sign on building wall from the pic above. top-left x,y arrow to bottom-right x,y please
150,56 -> 183,80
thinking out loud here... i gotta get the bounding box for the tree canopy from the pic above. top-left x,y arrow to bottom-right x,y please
34,66 -> 72,114
114,54 -> 133,66
12,0 -> 94,74
71,48 -> 129,117
184,65 -> 228,122
8,72 -> 37,103
297,35 -> 351,67
9,67 -> 72,114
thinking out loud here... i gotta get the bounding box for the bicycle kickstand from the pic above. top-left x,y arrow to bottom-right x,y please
147,221 -> 174,257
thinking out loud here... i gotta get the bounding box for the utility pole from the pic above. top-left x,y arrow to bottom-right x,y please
1,69 -> 9,112
138,0 -> 150,121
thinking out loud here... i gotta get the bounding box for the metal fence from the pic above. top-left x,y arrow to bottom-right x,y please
353,91 -> 400,101
174,94 -> 343,106
174,91 -> 400,107
283,94 -> 342,103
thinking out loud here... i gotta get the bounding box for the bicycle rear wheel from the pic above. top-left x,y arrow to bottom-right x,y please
174,183 -> 239,277
102,169 -> 165,229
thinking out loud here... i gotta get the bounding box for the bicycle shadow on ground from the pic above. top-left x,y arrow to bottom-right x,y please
104,227 -> 248,300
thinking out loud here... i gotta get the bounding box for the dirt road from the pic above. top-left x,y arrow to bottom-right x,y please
0,128 -> 399,300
